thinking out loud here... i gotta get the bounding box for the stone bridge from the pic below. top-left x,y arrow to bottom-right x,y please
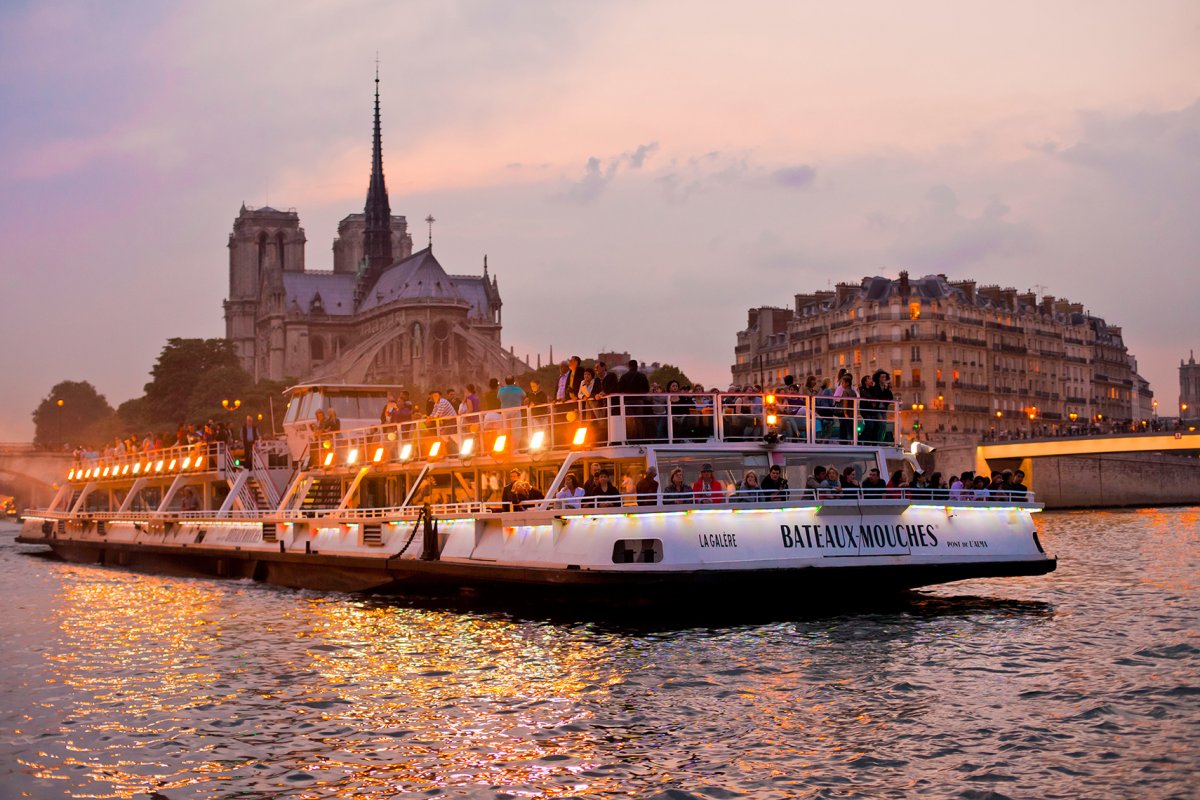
917,431 -> 1200,509
0,444 -> 73,509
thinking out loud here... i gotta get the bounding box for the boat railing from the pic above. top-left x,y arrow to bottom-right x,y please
525,486 -> 1036,511
306,392 -> 906,470
24,486 -> 1036,527
63,441 -> 229,485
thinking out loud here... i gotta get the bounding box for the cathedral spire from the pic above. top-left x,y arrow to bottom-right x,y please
362,62 -> 393,275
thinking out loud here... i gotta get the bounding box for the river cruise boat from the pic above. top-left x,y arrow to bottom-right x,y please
18,387 -> 1055,603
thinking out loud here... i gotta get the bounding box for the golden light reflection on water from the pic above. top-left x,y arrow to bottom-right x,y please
10,509 -> 1198,799
32,569 -> 628,798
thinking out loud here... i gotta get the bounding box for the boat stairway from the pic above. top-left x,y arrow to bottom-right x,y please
300,477 -> 343,511
245,477 -> 270,511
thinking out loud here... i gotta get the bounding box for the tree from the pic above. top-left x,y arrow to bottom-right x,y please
143,338 -> 242,424
32,381 -> 114,449
649,363 -> 692,389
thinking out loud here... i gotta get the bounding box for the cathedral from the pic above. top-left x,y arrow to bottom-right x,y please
223,75 -> 525,390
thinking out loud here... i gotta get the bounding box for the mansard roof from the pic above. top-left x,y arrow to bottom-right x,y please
356,247 -> 467,312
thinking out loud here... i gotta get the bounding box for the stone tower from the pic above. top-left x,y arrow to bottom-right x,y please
224,206 -> 306,377
1182,351 -> 1200,421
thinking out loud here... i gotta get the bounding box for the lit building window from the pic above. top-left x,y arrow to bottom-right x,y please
909,302 -> 921,320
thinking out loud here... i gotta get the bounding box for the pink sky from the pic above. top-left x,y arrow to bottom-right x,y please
1,1 -> 1198,440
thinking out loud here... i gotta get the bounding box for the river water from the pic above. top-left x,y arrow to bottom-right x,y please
0,510 -> 1196,800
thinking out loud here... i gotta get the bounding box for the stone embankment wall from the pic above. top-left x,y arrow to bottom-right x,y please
924,447 -> 1200,509
1032,453 -> 1199,509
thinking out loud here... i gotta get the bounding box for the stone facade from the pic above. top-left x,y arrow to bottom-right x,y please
223,77 -> 525,391
732,272 -> 1151,436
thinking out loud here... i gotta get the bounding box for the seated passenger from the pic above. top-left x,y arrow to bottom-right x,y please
805,465 -> 829,492
734,471 -> 763,502
820,465 -> 842,492
972,475 -> 991,499
555,473 -> 584,509
322,408 -> 341,432
839,466 -> 860,490
690,463 -> 724,503
586,469 -> 622,508
761,464 -> 789,501
1009,470 -> 1029,498
860,467 -> 886,493
635,467 -> 659,506
501,469 -> 522,511
884,470 -> 908,499
180,487 -> 200,512
950,471 -> 973,501
663,467 -> 691,504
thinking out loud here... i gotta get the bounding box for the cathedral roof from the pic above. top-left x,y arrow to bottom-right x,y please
448,275 -> 496,322
356,247 -> 467,312
283,272 -> 357,316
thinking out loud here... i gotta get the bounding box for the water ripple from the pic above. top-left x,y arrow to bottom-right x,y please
0,508 -> 1197,798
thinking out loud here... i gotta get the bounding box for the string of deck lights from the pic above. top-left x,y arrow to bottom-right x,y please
313,423 -> 593,470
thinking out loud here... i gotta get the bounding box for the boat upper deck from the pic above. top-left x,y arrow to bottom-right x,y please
303,391 -> 905,470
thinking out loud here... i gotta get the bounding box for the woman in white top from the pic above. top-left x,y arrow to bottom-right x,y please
555,473 -> 585,509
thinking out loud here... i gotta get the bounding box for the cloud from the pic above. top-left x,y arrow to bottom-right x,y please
771,165 -> 817,189
560,141 -> 659,204
887,185 -> 1038,272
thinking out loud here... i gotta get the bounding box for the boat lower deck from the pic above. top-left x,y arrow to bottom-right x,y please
17,529 -> 1055,603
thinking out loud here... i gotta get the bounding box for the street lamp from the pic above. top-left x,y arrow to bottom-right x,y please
55,398 -> 64,446
911,402 -> 925,438
222,399 -> 242,413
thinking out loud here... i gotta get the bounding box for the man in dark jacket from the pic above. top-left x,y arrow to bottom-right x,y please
869,369 -> 895,444
616,359 -> 651,440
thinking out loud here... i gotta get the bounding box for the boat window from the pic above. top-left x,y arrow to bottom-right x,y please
327,395 -> 365,420
478,468 -> 506,503
283,395 -> 300,424
656,452 -> 771,497
128,486 -> 162,512
359,477 -> 388,509
410,471 -> 453,506
612,539 -> 663,564
84,490 -> 111,513
298,391 -> 320,420
778,453 -> 877,487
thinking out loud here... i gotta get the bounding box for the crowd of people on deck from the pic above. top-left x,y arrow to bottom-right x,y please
484,460 -> 1030,511
73,414 -> 263,463
309,359 -> 902,448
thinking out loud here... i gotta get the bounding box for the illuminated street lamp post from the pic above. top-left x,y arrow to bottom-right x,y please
55,398 -> 64,446
911,402 -> 925,440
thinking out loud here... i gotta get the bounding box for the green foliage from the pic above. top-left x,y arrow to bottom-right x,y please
516,363 -> 568,395
143,338 -> 242,424
185,365 -> 252,421
32,381 -> 114,449
648,363 -> 691,389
